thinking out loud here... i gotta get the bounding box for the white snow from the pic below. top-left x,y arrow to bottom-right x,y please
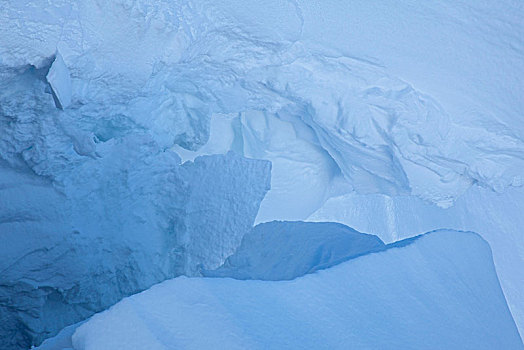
0,148 -> 270,348
308,185 -> 524,332
36,321 -> 84,350
71,230 -> 523,350
1,0 -> 522,204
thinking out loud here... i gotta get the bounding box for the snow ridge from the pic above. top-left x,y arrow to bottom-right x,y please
71,230 -> 524,350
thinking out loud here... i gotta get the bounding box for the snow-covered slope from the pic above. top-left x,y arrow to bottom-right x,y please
207,221 -> 385,280
308,185 -> 524,333
61,0 -> 522,331
71,230 -> 523,350
1,0 -> 523,346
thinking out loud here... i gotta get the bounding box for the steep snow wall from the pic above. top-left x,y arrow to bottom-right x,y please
0,56 -> 271,349
0,147 -> 270,349
71,230 -> 523,350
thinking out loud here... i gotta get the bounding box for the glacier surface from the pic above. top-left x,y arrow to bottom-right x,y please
1,0 -> 523,348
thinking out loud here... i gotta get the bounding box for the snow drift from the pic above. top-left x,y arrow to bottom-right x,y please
71,230 -> 523,350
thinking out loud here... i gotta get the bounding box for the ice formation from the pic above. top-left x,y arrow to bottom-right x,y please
72,230 -> 523,350
45,51 -> 72,110
206,221 -> 385,280
0,148 -> 270,348
1,0 -> 523,348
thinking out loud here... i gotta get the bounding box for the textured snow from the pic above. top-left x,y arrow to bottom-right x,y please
60,0 -> 523,332
206,221 -> 385,280
71,230 -> 523,350
1,0 -> 524,347
1,0 -> 522,204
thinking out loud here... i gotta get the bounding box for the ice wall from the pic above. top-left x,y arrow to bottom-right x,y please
0,53 -> 270,348
0,145 -> 269,350
0,147 -> 269,349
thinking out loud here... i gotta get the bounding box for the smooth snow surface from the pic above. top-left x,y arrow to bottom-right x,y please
36,321 -> 84,350
72,230 -> 523,350
308,185 -> 524,333
207,221 -> 385,280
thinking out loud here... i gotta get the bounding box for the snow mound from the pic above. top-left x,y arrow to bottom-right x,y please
71,230 -> 523,350
206,221 -> 384,280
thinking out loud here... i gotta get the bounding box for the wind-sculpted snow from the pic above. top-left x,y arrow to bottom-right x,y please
2,1 -> 522,206
308,185 -> 524,333
71,230 -> 523,350
206,221 -> 385,281
1,0 -> 524,346
138,39 -> 524,209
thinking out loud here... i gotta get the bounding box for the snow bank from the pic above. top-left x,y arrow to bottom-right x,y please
71,230 -> 523,350
206,221 -> 384,280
